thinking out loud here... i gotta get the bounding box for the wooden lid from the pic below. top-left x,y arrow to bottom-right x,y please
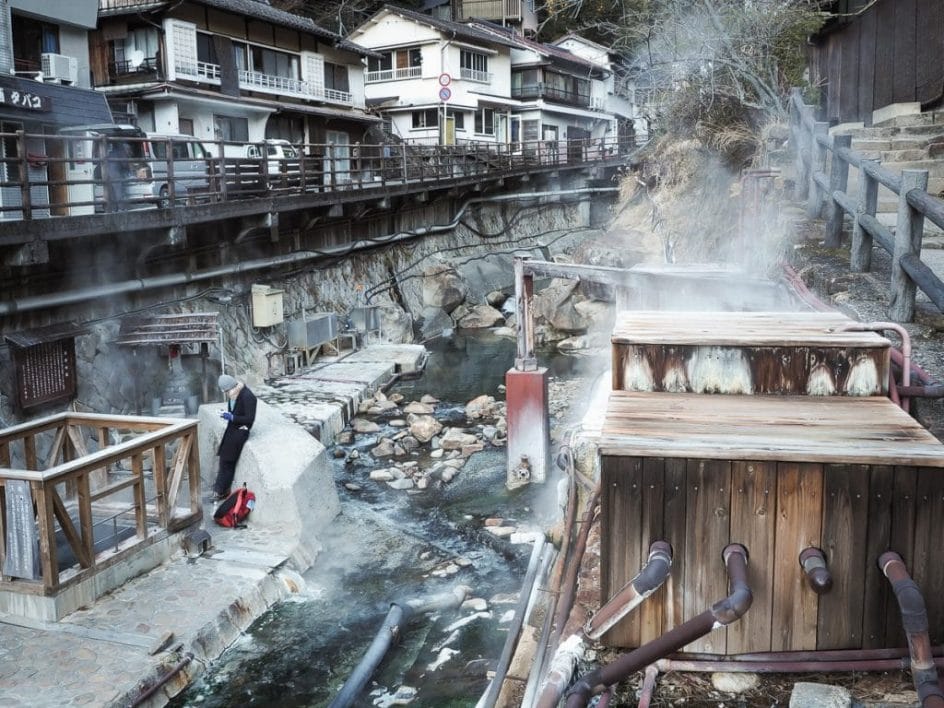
600,391 -> 944,466
611,311 -> 890,348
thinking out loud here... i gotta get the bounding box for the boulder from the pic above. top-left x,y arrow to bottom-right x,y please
535,279 -> 587,333
409,414 -> 443,443
422,263 -> 467,312
403,401 -> 435,415
419,306 -> 454,341
352,418 -> 380,433
465,394 -> 496,419
371,438 -> 397,457
486,290 -> 507,307
457,304 -> 505,329
440,428 -> 478,450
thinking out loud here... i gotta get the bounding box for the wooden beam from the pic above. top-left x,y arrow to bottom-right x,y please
50,486 -> 91,568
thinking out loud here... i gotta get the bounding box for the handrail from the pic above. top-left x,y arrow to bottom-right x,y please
788,88 -> 944,321
0,411 -> 202,595
0,132 -> 635,224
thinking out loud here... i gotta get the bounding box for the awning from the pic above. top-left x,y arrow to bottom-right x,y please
5,321 -> 87,347
0,76 -> 112,128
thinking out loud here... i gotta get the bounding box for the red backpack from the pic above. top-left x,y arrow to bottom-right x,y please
213,484 -> 256,528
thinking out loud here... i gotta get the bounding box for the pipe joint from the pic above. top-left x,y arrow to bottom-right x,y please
799,547 -> 833,594
711,545 -> 752,625
891,578 -> 930,635
633,542 -> 673,595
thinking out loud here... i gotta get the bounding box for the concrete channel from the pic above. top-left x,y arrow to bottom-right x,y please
0,344 -> 427,708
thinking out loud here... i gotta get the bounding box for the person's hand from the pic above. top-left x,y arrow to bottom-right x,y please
220,411 -> 234,421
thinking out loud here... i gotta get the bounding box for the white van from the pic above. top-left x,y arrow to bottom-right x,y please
144,133 -> 211,206
59,124 -> 153,215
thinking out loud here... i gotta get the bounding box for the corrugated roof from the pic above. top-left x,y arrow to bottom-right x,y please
5,322 -> 87,347
353,4 -> 520,50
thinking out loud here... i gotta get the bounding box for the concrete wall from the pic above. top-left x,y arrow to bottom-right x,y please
198,399 -> 338,565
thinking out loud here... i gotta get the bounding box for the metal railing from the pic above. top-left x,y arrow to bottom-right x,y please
0,132 -> 634,222
789,88 -> 944,321
459,68 -> 492,83
0,412 -> 201,596
365,66 -> 421,83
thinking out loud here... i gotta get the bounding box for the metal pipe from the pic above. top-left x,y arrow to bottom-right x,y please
880,551 -> 944,707
329,588 -> 467,708
798,547 -> 833,595
898,384 -> 944,398
654,656 -> 944,673
129,652 -> 193,707
678,647 -> 944,662
831,321 -> 912,412
564,544 -> 752,708
585,541 -> 673,639
0,187 -> 617,316
637,664 -> 659,708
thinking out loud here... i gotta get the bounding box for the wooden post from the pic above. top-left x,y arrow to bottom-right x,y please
790,89 -> 809,201
824,134 -> 852,248
806,122 -> 829,219
16,130 -> 31,221
889,169 -> 930,322
851,159 -> 879,272
514,257 -> 536,371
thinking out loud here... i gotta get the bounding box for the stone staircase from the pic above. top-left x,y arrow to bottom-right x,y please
834,110 -> 944,237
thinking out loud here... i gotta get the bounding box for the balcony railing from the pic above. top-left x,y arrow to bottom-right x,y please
174,61 -> 353,104
0,411 -> 201,597
365,66 -> 422,83
459,68 -> 492,83
456,0 -> 522,20
512,83 -> 591,108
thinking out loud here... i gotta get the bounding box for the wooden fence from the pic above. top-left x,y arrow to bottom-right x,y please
789,88 -> 944,322
0,411 -> 201,596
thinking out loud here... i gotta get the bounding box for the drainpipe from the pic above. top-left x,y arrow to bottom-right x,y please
328,587 -> 468,708
0,188 -> 616,316
584,541 -> 673,639
831,321 -> 912,412
798,547 -> 832,595
564,544 -> 752,708
879,551 -> 944,707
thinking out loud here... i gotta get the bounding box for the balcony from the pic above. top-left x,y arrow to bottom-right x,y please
365,66 -> 422,83
512,83 -> 591,108
174,62 -> 353,105
459,68 -> 492,83
456,0 -> 522,21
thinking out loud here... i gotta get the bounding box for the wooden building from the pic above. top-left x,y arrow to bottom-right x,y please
598,311 -> 944,653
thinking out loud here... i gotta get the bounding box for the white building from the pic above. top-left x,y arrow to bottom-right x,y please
349,6 -> 519,146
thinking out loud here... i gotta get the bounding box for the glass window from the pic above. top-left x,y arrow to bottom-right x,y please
12,14 -> 59,70
447,109 -> 465,130
197,33 -> 218,65
474,108 -> 495,135
411,109 -> 438,129
214,115 -> 249,142
368,52 -> 393,73
324,63 -> 350,92
460,50 -> 488,74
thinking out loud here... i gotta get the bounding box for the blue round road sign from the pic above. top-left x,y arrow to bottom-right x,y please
439,86 -> 451,101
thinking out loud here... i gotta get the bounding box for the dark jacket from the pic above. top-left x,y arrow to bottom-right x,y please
217,385 -> 257,462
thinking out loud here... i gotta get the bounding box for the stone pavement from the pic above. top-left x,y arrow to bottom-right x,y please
0,344 -> 427,708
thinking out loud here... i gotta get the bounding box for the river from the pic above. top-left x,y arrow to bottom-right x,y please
170,332 -> 590,707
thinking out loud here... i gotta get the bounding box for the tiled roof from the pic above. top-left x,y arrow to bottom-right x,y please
354,4 -> 520,49
467,21 -> 604,76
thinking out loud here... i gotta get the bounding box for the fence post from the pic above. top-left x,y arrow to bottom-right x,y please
806,121 -> 829,219
789,89 -> 809,201
851,158 -> 879,272
889,169 -> 930,322
824,134 -> 852,248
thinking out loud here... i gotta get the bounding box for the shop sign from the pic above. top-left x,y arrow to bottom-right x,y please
0,88 -> 50,112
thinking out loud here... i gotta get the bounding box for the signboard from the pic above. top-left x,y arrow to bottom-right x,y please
439,87 -> 452,102
438,73 -> 451,87
0,88 -> 50,112
3,480 -> 40,580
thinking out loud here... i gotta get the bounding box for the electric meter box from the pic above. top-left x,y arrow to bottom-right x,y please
251,284 -> 284,327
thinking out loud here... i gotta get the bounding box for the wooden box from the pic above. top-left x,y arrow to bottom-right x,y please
612,311 -> 891,396
599,391 -> 944,653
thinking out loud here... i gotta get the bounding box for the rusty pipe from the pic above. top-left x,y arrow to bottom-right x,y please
637,664 -> 659,708
898,384 -> 944,398
799,547 -> 833,595
564,544 -> 752,708
129,652 -> 193,708
585,541 -> 673,640
832,321 -> 912,412
678,647 -> 944,662
880,551 -> 944,707
655,656 -> 944,673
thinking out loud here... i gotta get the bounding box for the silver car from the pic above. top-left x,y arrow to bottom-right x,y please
145,133 -> 211,206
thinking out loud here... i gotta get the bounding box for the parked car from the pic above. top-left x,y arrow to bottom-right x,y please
59,124 -> 153,214
144,133 -> 211,206
262,139 -> 302,187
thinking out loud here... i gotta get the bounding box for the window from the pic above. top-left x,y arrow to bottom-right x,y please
474,108 -> 495,135
368,47 -> 421,79
368,53 -> 392,73
411,109 -> 438,129
231,40 -> 298,79
214,115 -> 249,142
447,109 -> 465,130
196,33 -> 218,65
12,14 -> 59,71
460,50 -> 489,82
324,63 -> 350,93
1,121 -> 21,182
112,27 -> 160,74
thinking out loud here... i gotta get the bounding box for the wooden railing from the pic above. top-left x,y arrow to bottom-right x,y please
0,132 -> 634,221
790,88 -> 944,321
0,412 -> 201,596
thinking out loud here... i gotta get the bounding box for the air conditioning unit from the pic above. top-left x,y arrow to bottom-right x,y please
41,53 -> 78,85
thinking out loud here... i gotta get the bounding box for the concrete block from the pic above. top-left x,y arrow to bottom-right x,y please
789,682 -> 852,708
505,367 -> 549,487
873,102 -> 921,127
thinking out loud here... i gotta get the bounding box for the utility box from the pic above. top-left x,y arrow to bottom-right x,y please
251,285 -> 284,327
349,306 -> 381,333
287,312 -> 339,352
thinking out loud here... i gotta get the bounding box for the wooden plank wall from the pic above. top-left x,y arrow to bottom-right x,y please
816,0 -> 944,124
600,456 -> 944,652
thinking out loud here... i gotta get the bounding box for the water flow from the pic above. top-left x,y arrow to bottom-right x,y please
171,332 -> 576,707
